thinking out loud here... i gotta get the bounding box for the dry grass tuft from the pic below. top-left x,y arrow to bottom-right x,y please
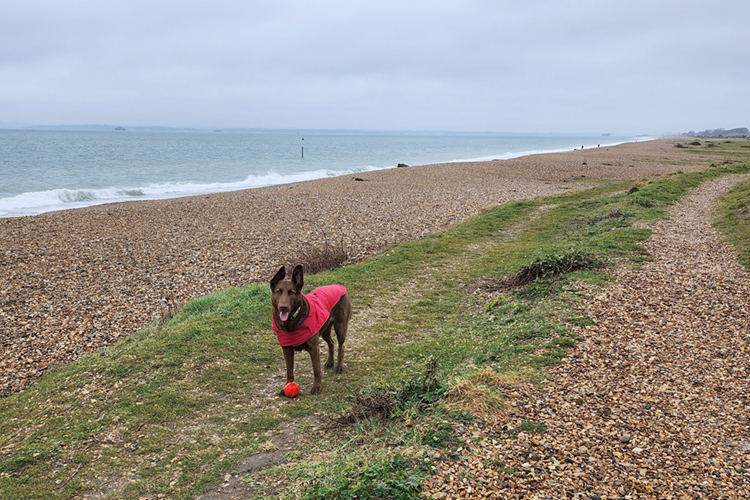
475,366 -> 539,388
445,379 -> 504,415
291,218 -> 354,275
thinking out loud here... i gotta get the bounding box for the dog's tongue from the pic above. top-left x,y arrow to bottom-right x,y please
279,310 -> 290,322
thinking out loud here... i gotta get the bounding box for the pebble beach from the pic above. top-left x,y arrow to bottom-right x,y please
0,138 -> 724,395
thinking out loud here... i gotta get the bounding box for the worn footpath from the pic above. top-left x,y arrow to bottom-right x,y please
425,174 -> 750,499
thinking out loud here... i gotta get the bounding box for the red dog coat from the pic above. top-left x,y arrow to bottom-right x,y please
273,285 -> 347,347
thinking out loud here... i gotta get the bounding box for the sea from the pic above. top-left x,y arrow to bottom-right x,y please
0,129 -> 643,218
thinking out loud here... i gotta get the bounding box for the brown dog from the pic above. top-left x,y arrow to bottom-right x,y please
270,265 -> 351,395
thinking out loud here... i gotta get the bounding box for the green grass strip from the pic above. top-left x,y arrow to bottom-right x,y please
715,177 -> 750,270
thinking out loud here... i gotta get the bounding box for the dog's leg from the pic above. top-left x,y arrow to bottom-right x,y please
333,321 -> 347,374
307,338 -> 323,394
331,294 -> 351,374
320,321 -> 335,370
280,347 -> 295,396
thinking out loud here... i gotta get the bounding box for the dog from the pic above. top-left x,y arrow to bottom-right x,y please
270,265 -> 351,395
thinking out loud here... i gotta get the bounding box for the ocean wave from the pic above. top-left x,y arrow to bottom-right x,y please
0,135 -> 650,219
0,166 -> 386,218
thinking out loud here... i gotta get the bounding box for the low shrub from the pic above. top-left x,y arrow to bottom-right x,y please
291,218 -> 353,274
506,248 -> 601,287
337,357 -> 446,424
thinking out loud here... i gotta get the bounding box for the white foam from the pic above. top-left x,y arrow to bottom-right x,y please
0,166 -> 387,218
0,136 -> 651,218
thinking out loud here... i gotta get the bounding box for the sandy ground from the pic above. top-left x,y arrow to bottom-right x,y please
0,138 -> 725,395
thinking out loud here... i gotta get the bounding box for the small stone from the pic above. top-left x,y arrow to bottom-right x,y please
620,434 -> 632,443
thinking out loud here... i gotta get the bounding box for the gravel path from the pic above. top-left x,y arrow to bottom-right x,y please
0,139 -> 726,395
425,174 -> 750,499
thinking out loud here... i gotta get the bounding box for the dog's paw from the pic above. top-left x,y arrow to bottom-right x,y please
310,385 -> 321,395
334,365 -> 344,374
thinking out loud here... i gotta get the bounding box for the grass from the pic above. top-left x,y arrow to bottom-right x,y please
676,138 -> 750,159
716,177 -> 750,270
1,156 -> 748,499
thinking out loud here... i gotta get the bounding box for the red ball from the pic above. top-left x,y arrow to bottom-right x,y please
284,382 -> 300,398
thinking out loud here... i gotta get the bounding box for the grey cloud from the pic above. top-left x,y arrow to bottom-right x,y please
1,0 -> 748,132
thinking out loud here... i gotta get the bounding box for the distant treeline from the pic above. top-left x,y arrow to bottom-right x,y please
682,127 -> 749,138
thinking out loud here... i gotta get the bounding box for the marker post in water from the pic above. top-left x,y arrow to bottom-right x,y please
301,137 -> 304,159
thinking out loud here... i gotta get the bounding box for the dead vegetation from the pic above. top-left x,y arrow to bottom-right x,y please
289,218 -> 355,275
334,357 -> 445,425
505,248 -> 602,287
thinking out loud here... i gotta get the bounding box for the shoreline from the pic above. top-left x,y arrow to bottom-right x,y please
0,138 -> 714,395
0,135 -> 646,219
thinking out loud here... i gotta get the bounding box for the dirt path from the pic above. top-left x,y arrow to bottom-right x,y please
425,174 -> 750,499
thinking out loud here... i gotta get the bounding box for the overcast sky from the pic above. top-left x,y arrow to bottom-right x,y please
1,0 -> 748,134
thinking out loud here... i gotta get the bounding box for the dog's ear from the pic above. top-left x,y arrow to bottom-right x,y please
270,266 -> 286,290
292,264 -> 304,292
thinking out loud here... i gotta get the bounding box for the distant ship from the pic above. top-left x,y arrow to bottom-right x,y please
602,133 -> 611,136
115,126 -> 126,131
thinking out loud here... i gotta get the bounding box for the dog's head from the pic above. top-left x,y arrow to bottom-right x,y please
270,265 -> 304,324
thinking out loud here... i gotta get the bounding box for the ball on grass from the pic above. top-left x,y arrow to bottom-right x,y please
284,382 -> 300,398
